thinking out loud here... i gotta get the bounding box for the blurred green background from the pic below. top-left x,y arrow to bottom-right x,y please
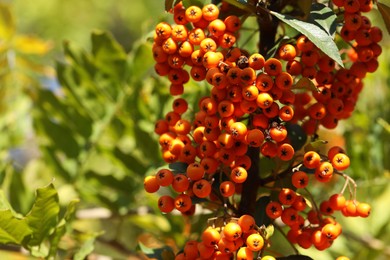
0,0 -> 389,259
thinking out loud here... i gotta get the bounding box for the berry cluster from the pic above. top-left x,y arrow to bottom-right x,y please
265,146 -> 371,251
145,0 -> 381,258
174,215 -> 276,260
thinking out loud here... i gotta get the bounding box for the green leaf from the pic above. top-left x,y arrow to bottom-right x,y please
270,11 -> 343,67
64,198 -> 80,222
25,183 -> 60,246
304,139 -> 328,153
221,0 -> 254,14
264,224 -> 274,240
91,30 -> 127,81
73,237 -> 96,260
129,42 -> 154,83
378,2 -> 390,35
182,0 -> 204,8
286,123 -> 307,151
48,223 -> 66,259
113,147 -> 148,174
34,116 -> 80,159
307,3 -> 337,36
0,190 -> 12,210
138,242 -> 175,260
293,77 -> 317,92
254,196 -> 271,227
0,210 -> 32,244
169,162 -> 188,174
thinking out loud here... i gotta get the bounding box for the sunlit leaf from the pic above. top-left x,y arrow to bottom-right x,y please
378,2 -> 390,35
25,183 -> 60,246
307,3 -> 337,36
13,35 -> 52,55
0,210 -> 32,245
270,11 -> 343,67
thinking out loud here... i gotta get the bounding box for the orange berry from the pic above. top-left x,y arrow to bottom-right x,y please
230,166 -> 248,183
144,175 -> 160,193
279,44 -> 297,61
172,174 -> 190,193
155,169 -> 174,186
264,58 -> 282,76
223,222 -> 242,241
266,201 -> 283,219
291,171 -> 309,189
202,4 -> 219,21
158,195 -> 175,213
246,233 -> 264,251
193,179 -> 212,198
238,214 -> 256,233
185,5 -> 203,23
331,153 -> 350,171
220,181 -> 236,197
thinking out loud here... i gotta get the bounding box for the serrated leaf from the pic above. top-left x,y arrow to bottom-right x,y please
25,183 -> 60,246
0,210 -> 32,244
378,2 -> 390,35
270,11 -> 343,67
307,3 -> 337,36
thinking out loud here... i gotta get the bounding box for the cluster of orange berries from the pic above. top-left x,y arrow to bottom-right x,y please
175,215 -> 277,260
146,0 -> 379,257
264,146 -> 371,250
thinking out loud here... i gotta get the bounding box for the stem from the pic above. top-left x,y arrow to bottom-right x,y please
237,1 -> 280,217
238,146 -> 261,216
256,1 -> 280,56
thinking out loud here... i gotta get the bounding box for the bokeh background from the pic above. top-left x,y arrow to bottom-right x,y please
0,0 -> 389,259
